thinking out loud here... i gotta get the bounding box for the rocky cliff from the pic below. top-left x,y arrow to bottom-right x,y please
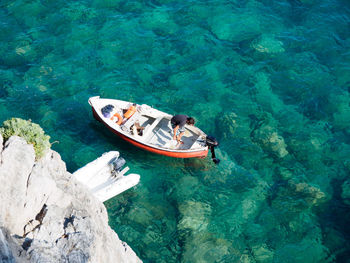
0,135 -> 142,263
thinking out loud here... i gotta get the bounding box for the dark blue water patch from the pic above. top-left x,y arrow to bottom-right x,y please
0,85 -> 8,98
299,94 -> 329,120
318,178 -> 350,262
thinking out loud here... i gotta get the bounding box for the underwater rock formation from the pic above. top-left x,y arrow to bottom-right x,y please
251,124 -> 289,158
0,135 -> 141,263
178,201 -> 212,232
210,13 -> 261,43
271,178 -> 327,216
287,179 -> 327,206
217,112 -> 238,140
251,34 -> 285,54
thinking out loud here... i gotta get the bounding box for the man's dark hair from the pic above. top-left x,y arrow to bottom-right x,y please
187,117 -> 195,125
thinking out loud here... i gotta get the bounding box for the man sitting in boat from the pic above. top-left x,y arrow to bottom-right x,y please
171,115 -> 195,145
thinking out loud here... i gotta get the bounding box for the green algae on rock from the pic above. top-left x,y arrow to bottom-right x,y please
0,118 -> 50,159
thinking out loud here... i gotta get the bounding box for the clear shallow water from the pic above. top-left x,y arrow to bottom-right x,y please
1,0 -> 350,262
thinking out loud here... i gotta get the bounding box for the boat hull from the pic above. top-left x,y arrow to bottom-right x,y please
92,107 -> 208,159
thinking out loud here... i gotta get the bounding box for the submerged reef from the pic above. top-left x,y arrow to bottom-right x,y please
251,34 -> 285,54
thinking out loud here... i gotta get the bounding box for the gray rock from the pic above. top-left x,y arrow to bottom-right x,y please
0,136 -> 141,263
0,136 -> 36,235
0,228 -> 15,263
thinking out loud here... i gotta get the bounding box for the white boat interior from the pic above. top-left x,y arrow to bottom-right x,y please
74,151 -> 140,202
89,96 -> 207,152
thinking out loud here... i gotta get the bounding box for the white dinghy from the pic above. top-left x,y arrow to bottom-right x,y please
73,151 -> 140,202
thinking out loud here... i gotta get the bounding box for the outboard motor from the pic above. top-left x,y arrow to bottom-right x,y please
206,135 -> 220,165
109,156 -> 126,176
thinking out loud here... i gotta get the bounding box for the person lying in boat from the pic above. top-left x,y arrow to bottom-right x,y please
171,115 -> 195,145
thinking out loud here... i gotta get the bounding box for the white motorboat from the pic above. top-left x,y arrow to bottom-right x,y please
88,96 -> 220,163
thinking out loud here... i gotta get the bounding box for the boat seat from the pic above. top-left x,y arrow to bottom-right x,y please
121,112 -> 141,132
142,117 -> 163,141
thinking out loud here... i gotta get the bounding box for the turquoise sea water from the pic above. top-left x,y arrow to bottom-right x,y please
1,0 -> 350,262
